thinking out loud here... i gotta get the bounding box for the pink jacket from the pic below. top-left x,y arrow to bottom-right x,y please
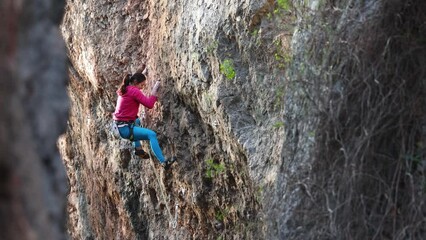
113,85 -> 157,121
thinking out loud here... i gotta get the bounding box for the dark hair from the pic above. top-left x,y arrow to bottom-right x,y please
118,72 -> 146,94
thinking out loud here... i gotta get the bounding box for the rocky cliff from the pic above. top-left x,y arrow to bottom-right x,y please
0,0 -> 68,239
60,0 -> 426,239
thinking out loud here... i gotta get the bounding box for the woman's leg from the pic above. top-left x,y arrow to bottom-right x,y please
134,140 -> 142,149
132,126 -> 165,163
133,119 -> 142,149
117,124 -> 148,158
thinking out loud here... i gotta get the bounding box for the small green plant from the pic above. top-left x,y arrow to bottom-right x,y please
251,28 -> 259,37
273,86 -> 285,109
252,29 -> 262,46
274,52 -> 292,69
205,159 -> 225,178
220,59 -> 236,80
207,40 -> 219,54
277,0 -> 290,11
273,121 -> 284,128
404,153 -> 422,165
272,38 -> 292,69
255,185 -> 264,203
204,92 -> 213,106
215,208 -> 229,222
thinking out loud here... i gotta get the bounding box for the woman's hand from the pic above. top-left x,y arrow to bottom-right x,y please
151,81 -> 161,96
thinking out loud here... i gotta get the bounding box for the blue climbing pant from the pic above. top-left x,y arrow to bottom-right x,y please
117,118 -> 165,163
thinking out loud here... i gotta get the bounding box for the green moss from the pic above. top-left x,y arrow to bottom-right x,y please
207,40 -> 218,54
215,208 -> 229,222
220,59 -> 236,80
205,159 -> 225,178
273,121 -> 284,128
277,0 -> 290,10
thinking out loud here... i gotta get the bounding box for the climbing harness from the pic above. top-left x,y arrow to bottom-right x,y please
114,120 -> 135,141
111,121 -> 121,138
147,151 -> 179,229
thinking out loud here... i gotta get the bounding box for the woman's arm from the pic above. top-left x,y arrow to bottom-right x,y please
130,87 -> 158,109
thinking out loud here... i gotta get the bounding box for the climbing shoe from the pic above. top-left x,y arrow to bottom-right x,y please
163,156 -> 177,170
134,148 -> 149,159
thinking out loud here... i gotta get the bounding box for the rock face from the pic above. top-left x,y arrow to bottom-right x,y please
0,0 -> 68,239
60,0 -> 426,239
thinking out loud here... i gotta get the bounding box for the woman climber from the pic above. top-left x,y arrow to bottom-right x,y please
113,66 -> 176,169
